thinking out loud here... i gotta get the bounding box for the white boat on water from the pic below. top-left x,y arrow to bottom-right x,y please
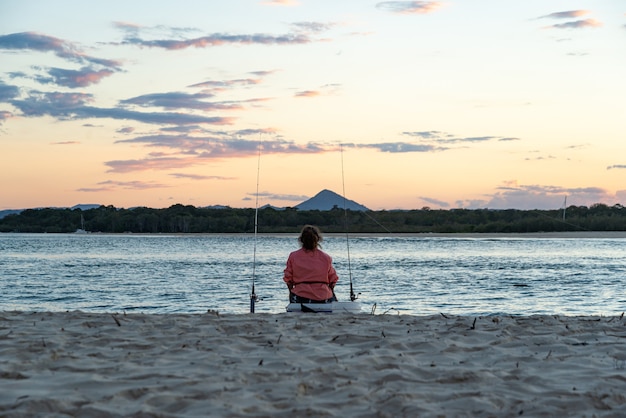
74,214 -> 89,234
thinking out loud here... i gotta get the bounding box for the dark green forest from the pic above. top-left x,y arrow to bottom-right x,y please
1,203 -> 625,234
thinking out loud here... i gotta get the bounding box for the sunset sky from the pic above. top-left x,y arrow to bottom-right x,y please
1,0 -> 625,211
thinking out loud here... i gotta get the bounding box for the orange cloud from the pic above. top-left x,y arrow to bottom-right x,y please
50,141 -> 80,145
113,21 -> 143,30
294,90 -> 320,98
547,19 -> 602,29
0,110 -> 13,123
105,156 -> 205,173
77,180 -> 169,192
376,1 -> 441,15
540,10 -> 591,20
169,173 -> 236,180
107,135 -> 333,173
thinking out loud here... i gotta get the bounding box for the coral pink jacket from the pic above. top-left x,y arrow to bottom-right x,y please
283,248 -> 338,301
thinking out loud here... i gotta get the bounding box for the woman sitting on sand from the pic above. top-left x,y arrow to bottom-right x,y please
283,225 -> 339,303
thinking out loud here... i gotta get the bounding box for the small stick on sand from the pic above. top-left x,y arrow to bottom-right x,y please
370,303 -> 377,315
469,318 -> 477,330
111,315 -> 121,327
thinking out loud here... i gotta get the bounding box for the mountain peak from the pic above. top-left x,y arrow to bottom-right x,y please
295,189 -> 368,211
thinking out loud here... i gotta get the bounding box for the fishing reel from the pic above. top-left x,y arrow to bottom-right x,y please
250,289 -> 263,313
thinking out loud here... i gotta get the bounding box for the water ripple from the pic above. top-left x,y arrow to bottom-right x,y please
1,233 -> 625,315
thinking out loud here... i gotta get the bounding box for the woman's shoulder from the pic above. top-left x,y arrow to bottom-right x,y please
289,248 -> 307,257
315,248 -> 332,260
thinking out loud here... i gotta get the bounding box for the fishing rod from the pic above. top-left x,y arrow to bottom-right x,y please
250,142 -> 261,313
340,144 -> 357,302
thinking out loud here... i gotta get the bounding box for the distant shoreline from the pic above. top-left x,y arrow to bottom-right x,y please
3,204 -> 625,234
269,231 -> 626,239
333,231 -> 626,239
3,231 -> 626,239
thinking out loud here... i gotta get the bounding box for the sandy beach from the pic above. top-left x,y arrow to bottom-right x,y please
1,311 -> 625,417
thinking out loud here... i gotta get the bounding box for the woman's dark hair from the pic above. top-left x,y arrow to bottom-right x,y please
299,225 -> 322,251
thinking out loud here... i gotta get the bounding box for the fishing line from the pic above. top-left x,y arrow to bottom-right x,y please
340,144 -> 357,301
362,210 -> 393,233
534,198 -> 591,232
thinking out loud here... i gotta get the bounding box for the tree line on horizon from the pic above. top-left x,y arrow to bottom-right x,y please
1,203 -> 625,234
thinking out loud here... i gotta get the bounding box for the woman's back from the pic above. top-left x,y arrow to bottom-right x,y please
283,226 -> 339,302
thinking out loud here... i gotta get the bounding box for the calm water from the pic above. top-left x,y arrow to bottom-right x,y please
1,233 -> 624,316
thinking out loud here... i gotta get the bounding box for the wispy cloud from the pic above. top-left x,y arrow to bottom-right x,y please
0,32 -> 121,88
460,184 -> 612,210
116,134 -> 328,154
120,91 -> 246,111
0,110 -> 13,124
105,156 -> 210,173
340,130 -> 518,155
376,1 -> 441,15
419,196 -> 450,208
188,78 -> 264,90
607,165 -> 626,170
566,52 -> 589,57
294,90 -> 320,98
402,130 -> 450,139
113,20 -> 334,51
0,80 -> 20,101
247,191 -> 309,202
113,21 -> 203,39
113,21 -> 143,32
9,91 -> 234,125
402,130 -> 519,144
77,180 -> 169,192
108,128 -> 500,172
106,134 -> 332,173
119,31 -> 313,50
362,142 -> 444,153
169,173 -> 236,180
547,19 -> 602,29
566,144 -> 590,150
525,155 -> 556,161
50,141 -> 80,145
537,10 -> 601,30
294,82 -> 341,98
291,22 -> 336,34
539,10 -> 591,20
0,32 -> 121,68
231,127 -> 278,137
117,127 -> 135,134
34,67 -> 115,88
